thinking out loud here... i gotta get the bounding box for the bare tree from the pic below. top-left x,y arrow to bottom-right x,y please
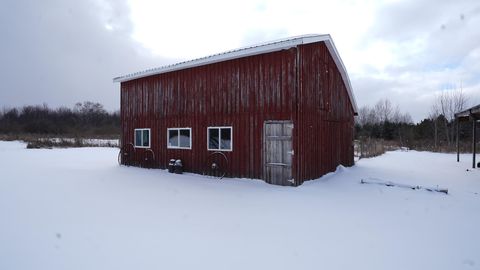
374,99 -> 393,122
391,105 -> 406,124
356,106 -> 376,126
429,100 -> 441,150
430,87 -> 468,148
400,112 -> 413,124
357,99 -> 412,127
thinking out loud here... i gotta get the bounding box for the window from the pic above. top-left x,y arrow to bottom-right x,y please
134,128 -> 150,148
208,126 -> 232,151
167,128 -> 191,149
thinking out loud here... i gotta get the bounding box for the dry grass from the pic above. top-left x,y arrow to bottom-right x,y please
0,134 -> 118,149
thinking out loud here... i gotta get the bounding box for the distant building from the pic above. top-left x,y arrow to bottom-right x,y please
455,104 -> 480,168
114,34 -> 358,186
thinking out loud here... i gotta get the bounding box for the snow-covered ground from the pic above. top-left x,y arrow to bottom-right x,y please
0,140 -> 479,270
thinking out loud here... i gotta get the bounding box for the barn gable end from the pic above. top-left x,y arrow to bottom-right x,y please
115,34 -> 357,186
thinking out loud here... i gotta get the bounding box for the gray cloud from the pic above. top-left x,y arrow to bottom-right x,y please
370,0 -> 457,41
366,0 -> 480,67
351,0 -> 480,121
0,0 -> 172,111
1,0 -> 478,122
352,75 -> 439,122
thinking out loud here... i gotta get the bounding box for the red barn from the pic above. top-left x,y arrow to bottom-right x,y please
113,34 -> 358,186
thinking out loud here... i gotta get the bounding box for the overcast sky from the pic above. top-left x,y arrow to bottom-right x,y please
1,0 -> 479,121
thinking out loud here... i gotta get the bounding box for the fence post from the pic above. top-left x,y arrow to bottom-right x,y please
456,118 -> 460,162
473,118 -> 477,169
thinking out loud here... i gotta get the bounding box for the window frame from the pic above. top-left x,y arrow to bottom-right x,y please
207,126 -> 233,152
134,128 -> 151,148
167,127 -> 192,150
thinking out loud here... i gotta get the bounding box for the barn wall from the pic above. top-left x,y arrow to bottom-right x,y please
120,41 -> 355,185
120,48 -> 298,179
295,42 -> 355,184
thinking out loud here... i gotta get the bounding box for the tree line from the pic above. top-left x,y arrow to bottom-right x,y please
0,101 -> 120,137
0,90 -> 474,152
355,89 -> 473,152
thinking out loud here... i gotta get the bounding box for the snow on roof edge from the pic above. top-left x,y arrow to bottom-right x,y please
113,34 -> 358,113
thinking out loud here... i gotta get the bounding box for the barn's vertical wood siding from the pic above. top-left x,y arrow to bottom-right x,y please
294,42 -> 354,185
120,41 -> 354,185
121,48 -> 297,180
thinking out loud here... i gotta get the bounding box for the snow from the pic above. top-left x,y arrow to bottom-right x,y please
0,140 -> 479,270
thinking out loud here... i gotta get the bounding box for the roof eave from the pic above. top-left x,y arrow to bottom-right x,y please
112,35 -> 331,83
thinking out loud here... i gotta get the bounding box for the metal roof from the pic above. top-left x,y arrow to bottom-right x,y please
455,104 -> 480,120
113,34 -> 357,113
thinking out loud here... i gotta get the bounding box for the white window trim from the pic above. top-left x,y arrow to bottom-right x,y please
134,128 -> 151,148
207,126 -> 233,152
167,127 -> 192,150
